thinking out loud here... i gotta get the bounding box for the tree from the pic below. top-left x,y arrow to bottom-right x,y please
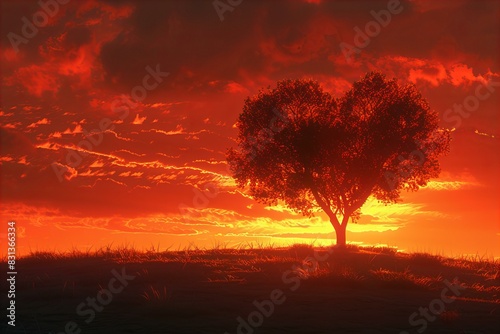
226,72 -> 450,247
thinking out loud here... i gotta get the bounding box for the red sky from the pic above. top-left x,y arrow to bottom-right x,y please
1,0 -> 499,258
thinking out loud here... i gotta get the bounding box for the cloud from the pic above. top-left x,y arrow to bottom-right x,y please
27,118 -> 51,128
474,129 -> 496,139
51,162 -> 78,181
264,204 -> 298,215
225,82 -> 249,94
132,114 -> 146,125
360,198 -> 444,224
424,180 -> 477,191
14,65 -> 60,97
63,124 -> 83,134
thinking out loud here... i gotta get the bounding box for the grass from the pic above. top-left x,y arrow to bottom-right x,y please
2,244 -> 499,333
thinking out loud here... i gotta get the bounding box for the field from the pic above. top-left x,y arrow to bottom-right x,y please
2,245 -> 499,334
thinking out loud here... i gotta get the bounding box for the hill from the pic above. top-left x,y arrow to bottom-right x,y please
2,245 -> 499,333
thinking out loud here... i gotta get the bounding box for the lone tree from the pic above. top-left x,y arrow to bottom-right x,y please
227,72 -> 450,246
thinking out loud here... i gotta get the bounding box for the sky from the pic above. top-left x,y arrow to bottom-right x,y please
0,0 -> 499,259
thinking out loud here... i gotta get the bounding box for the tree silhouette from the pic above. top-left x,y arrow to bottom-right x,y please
227,72 -> 450,246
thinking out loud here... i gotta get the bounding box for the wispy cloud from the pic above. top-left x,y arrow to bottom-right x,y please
27,118 -> 51,128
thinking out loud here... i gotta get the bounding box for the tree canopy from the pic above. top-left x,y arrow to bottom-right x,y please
227,72 -> 450,246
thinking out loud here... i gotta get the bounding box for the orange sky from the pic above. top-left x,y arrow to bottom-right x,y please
1,0 -> 499,259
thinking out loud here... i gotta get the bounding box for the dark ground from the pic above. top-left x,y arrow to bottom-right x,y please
1,245 -> 499,334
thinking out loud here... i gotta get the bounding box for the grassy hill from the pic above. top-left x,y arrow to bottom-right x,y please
2,244 -> 499,333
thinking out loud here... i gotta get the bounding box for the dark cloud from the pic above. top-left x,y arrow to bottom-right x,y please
63,26 -> 92,49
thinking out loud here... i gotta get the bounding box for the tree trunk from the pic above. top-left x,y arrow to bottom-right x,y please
330,216 -> 349,248
335,225 -> 346,248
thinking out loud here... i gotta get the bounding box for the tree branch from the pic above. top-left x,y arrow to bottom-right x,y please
310,185 -> 341,230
